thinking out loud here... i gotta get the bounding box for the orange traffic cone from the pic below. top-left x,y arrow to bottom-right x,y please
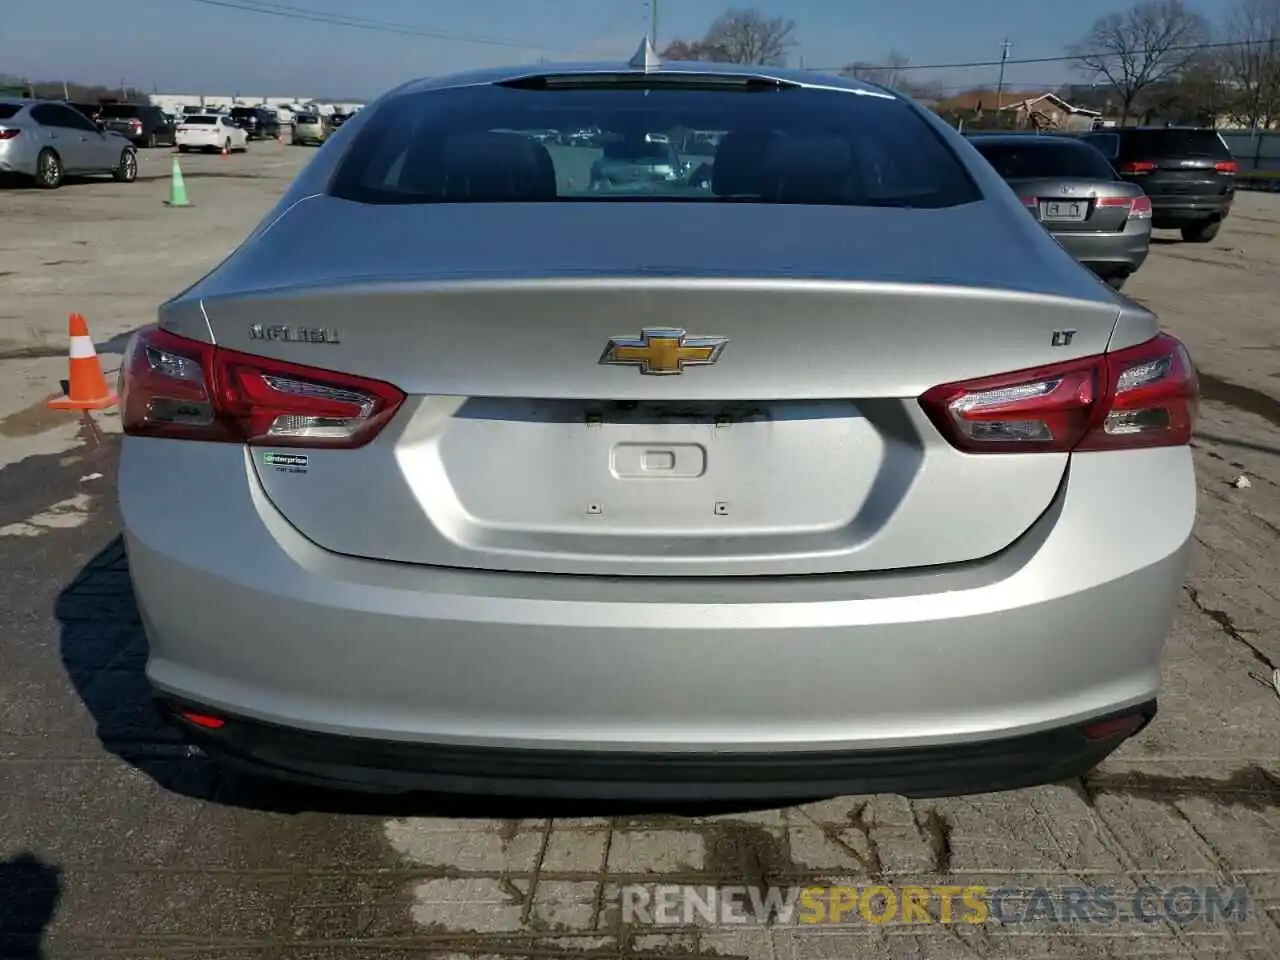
47,313 -> 118,411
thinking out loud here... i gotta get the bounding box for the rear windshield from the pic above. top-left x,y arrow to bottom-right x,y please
296,114 -> 319,122
230,107 -> 255,117
0,104 -> 21,120
98,105 -> 141,118
183,116 -> 218,124
329,82 -> 981,207
970,139 -> 1117,180
1116,129 -> 1232,159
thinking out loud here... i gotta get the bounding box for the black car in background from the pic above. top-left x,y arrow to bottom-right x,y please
1079,126 -> 1237,242
69,102 -> 174,148
229,106 -> 281,141
328,111 -> 352,130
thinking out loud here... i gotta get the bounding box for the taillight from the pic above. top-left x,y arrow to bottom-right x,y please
1118,161 -> 1156,174
919,332 -> 1197,454
1097,194 -> 1153,220
1215,160 -> 1238,174
0,129 -> 18,140
120,326 -> 405,448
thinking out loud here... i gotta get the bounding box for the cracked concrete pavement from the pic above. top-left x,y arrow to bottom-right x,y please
1,147 -> 1279,959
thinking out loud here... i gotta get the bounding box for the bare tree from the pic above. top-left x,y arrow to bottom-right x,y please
841,51 -> 946,99
1221,0 -> 1280,127
1069,0 -> 1211,124
660,39 -> 727,62
702,7 -> 797,65
842,50 -> 911,87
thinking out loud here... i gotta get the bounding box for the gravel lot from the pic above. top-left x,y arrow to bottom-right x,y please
1,145 -> 1278,960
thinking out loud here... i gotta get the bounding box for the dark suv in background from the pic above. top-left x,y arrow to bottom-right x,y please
1080,126 -> 1238,242
229,106 -> 281,141
70,101 -> 175,148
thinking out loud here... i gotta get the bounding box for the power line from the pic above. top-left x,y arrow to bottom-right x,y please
805,36 -> 1280,74
178,0 -> 575,52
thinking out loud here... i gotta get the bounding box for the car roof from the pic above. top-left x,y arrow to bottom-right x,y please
385,41 -> 895,101
966,133 -> 1090,146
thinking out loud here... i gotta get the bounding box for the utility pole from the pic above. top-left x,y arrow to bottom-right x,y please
995,39 -> 1012,109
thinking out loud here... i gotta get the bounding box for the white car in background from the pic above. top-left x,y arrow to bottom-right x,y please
175,114 -> 249,154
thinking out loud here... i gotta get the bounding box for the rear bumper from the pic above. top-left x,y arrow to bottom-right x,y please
160,696 -> 1157,800
1054,228 -> 1150,277
1148,195 -> 1233,227
0,141 -> 39,177
120,439 -> 1195,798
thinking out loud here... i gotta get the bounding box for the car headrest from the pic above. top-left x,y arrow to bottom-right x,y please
397,131 -> 557,201
758,135 -> 859,203
712,131 -> 780,196
439,132 -> 558,201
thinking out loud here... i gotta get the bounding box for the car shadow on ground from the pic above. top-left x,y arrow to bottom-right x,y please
55,535 -> 801,821
0,853 -> 62,960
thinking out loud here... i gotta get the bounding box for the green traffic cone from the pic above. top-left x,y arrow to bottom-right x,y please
165,155 -> 190,207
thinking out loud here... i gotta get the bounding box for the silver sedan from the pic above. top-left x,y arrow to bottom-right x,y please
117,44 -> 1198,801
0,99 -> 137,189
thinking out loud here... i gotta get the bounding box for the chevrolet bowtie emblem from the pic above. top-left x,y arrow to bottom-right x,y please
599,327 -> 728,375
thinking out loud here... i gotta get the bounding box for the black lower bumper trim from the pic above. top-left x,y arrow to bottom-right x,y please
156,698 -> 1157,801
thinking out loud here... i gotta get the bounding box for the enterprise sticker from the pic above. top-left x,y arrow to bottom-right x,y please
263,452 -> 308,473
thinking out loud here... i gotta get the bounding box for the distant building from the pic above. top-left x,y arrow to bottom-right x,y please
147,93 -> 364,119
997,93 -> 1103,131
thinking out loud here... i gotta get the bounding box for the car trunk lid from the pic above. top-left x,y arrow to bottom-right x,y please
184,199 -> 1124,577
1007,177 -> 1142,232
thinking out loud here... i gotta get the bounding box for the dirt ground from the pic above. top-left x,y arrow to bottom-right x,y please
0,147 -> 1278,959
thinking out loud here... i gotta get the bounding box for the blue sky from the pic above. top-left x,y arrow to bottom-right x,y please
3,0 -> 1231,99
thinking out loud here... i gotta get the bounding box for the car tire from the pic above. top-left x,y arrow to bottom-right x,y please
113,148 -> 137,183
35,148 -> 62,189
178,145 -> 189,153
1105,275 -> 1127,291
1180,220 -> 1221,243
147,131 -> 157,149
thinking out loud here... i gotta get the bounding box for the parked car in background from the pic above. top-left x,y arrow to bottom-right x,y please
0,99 -> 138,188
175,113 -> 249,154
119,54 -> 1197,801
291,112 -> 328,145
229,106 -> 281,141
88,102 -> 176,148
966,133 -> 1152,290
589,135 -> 691,191
1079,126 -> 1237,243
328,110 -> 353,130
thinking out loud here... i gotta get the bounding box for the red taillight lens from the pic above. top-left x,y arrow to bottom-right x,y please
0,129 -> 19,140
1099,194 -> 1153,219
1118,161 -> 1156,174
919,332 -> 1197,454
1215,160 -> 1238,174
120,326 -> 405,448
